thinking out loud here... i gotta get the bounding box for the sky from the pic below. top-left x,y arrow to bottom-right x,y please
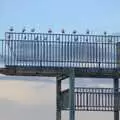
0,77 -> 115,120
0,0 -> 120,120
1,0 -> 120,38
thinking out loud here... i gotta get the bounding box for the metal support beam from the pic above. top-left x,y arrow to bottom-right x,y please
114,78 -> 119,120
69,69 -> 75,120
56,77 -> 62,120
57,73 -> 69,81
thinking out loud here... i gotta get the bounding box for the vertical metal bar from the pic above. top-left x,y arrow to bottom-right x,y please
82,88 -> 84,109
61,34 -> 64,67
98,88 -> 100,110
19,33 -> 21,66
87,35 -> 89,68
114,36 -> 116,69
5,33 -> 7,65
110,36 -> 112,69
57,34 -> 59,67
95,36 -> 98,68
67,35 -> 69,67
64,34 -> 66,66
56,78 -> 61,120
14,33 -> 16,66
80,88 -> 82,109
23,34 -> 25,67
10,32 -> 13,66
81,88 -> 83,110
69,69 -> 75,120
95,88 -> 97,111
2,38 -> 3,62
31,33 -> 33,67
72,35 -> 74,67
79,35 -> 81,67
7,33 -> 9,66
86,89 -> 88,110
81,36 -> 84,68
101,36 -> 104,68
108,88 -> 110,110
40,35 -> 42,67
108,37 -> 110,69
41,34 -> 43,66
114,78 -> 119,120
76,88 -> 79,110
112,88 -> 113,111
9,33 -> 12,66
109,89 -> 112,111
28,35 -> 30,67
91,88 -> 93,110
55,34 -> 57,67
17,33 -> 19,66
85,36 -> 87,68
89,88 -> 91,109
93,88 -> 95,110
48,34 -> 51,67
101,89 -> 103,111
43,34 -> 45,66
45,34 -> 47,67
88,36 -> 90,68
12,33 -> 14,66
84,88 -> 86,110
92,36 -> 94,68
69,35 -> 72,67
105,35 -> 107,69
34,33 -> 36,67
49,35 -> 53,67
76,35 -> 78,67
67,35 -> 70,67
105,88 -> 107,111
98,36 -> 101,68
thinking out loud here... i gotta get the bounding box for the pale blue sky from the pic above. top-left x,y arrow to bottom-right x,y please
0,0 -> 120,38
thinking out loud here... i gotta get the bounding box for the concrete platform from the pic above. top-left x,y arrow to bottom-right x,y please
0,66 -> 119,78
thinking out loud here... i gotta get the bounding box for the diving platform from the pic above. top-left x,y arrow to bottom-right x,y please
1,30 -> 120,120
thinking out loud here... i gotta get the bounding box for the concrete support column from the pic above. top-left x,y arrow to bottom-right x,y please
69,69 -> 75,120
114,78 -> 119,120
56,78 -> 61,120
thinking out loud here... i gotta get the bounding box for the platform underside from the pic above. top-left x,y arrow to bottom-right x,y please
0,66 -> 119,78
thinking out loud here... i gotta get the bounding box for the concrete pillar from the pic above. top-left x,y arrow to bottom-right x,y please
114,78 -> 119,120
56,78 -> 61,120
69,69 -> 75,120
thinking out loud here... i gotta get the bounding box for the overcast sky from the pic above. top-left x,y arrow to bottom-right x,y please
0,78 -> 115,120
0,75 -> 116,120
1,0 -> 120,119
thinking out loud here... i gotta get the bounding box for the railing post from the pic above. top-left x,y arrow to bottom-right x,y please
114,78 -> 119,120
69,69 -> 75,120
56,77 -> 62,120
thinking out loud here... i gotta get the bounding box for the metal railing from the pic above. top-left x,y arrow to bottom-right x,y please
61,88 -> 120,111
2,32 -> 120,70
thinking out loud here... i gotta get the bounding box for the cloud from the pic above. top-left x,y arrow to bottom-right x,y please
0,80 -> 55,105
0,80 -> 115,120
0,98 -> 56,120
0,75 -> 114,88
0,79 -> 68,105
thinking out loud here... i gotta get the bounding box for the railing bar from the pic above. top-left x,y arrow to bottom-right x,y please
96,89 -> 97,111
77,90 -> 79,109
83,89 -> 85,109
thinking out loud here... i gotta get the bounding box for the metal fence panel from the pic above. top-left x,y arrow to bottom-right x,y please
4,32 -> 120,69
